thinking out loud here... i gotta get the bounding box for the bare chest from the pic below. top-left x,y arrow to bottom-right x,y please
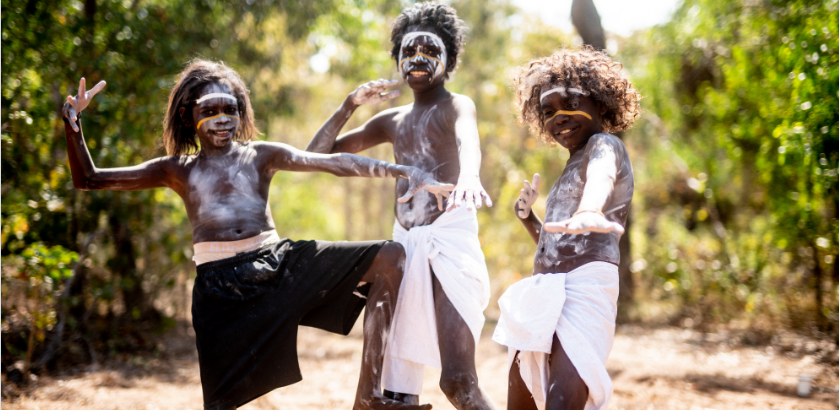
392,105 -> 458,173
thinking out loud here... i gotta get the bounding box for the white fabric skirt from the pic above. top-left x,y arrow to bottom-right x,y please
492,262 -> 619,410
382,206 -> 491,395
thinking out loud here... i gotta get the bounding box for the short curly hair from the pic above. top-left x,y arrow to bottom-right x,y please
390,2 -> 466,79
512,47 -> 641,143
163,59 -> 258,156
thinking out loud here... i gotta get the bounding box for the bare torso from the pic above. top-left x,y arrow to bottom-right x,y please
165,143 -> 275,243
533,133 -> 634,273
388,95 -> 461,228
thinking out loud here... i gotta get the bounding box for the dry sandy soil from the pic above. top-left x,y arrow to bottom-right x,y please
3,322 -> 837,410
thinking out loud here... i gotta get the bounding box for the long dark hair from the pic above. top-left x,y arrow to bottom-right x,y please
163,59 -> 258,156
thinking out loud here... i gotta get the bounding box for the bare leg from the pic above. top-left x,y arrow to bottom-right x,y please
432,272 -> 497,410
507,351 -> 539,410
545,335 -> 588,410
354,242 -> 432,410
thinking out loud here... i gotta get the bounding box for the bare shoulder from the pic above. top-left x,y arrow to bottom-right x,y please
587,133 -> 626,152
449,92 -> 477,115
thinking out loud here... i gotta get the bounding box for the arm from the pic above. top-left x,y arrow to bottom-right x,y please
544,135 -> 625,234
514,174 -> 542,244
446,96 -> 493,211
63,78 -> 172,191
306,79 -> 400,154
260,142 -> 453,206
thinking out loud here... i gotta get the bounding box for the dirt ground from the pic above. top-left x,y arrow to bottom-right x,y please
3,322 -> 837,410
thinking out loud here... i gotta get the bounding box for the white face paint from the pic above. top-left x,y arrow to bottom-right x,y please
398,31 -> 448,82
539,86 -> 589,103
195,92 -> 237,104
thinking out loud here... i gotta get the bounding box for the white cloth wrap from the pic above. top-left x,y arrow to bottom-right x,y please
492,262 -> 619,410
382,207 -> 490,395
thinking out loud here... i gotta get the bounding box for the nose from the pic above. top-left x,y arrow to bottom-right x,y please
410,54 -> 430,65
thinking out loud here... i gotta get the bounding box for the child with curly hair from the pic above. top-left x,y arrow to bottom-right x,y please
62,60 -> 452,410
492,48 -> 641,410
306,2 -> 496,409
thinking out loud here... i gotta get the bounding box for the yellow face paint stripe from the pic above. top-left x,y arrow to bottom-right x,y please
399,52 -> 446,74
546,110 -> 592,122
195,113 -> 239,130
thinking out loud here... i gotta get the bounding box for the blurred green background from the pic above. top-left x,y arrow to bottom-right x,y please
2,0 -> 837,372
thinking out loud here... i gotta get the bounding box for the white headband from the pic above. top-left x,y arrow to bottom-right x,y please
195,92 -> 237,104
398,31 -> 448,76
539,86 -> 589,102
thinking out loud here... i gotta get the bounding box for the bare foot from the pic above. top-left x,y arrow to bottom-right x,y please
355,394 -> 432,410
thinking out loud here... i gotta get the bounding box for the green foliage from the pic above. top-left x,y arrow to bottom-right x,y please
620,0 -> 838,329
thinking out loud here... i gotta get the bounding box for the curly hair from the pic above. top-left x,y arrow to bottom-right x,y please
512,47 -> 641,143
163,59 -> 258,156
390,2 -> 466,79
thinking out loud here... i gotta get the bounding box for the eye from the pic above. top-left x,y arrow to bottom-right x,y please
225,107 -> 238,114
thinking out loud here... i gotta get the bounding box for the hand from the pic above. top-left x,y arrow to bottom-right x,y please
515,173 -> 540,219
350,79 -> 401,106
398,168 -> 455,211
445,175 -> 493,212
63,77 -> 106,132
543,211 -> 625,235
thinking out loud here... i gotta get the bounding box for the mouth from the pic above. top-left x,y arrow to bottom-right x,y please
556,125 -> 579,137
408,70 -> 430,78
210,129 -> 234,138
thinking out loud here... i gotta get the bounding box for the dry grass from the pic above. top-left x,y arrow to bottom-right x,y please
3,322 -> 837,410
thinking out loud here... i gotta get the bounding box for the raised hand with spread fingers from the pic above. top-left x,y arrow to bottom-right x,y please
63,77 -> 106,132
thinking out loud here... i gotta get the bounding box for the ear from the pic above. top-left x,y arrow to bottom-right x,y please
446,55 -> 456,72
598,103 -> 607,116
179,106 -> 192,127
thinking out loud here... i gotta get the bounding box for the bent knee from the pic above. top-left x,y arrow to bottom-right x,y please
380,242 -> 405,267
439,372 -> 478,402
375,242 -> 405,276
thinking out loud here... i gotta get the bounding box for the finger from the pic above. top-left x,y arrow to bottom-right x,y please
523,179 -> 532,193
435,192 -> 443,211
88,80 -> 106,98
611,222 -> 625,235
397,189 -> 415,203
464,191 -> 476,211
380,90 -> 401,101
483,191 -> 493,207
446,190 -> 460,211
78,77 -> 86,99
533,173 -> 541,190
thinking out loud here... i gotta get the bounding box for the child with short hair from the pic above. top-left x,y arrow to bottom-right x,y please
62,59 -> 450,410
492,48 -> 641,410
305,2 -> 496,409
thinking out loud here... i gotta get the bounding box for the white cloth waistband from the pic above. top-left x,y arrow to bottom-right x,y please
492,262 -> 619,410
192,230 -> 281,265
382,206 -> 490,395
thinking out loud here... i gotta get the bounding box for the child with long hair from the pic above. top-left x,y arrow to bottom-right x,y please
62,59 -> 449,410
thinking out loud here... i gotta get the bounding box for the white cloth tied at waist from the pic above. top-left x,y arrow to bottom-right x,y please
492,261 -> 619,410
382,207 -> 490,395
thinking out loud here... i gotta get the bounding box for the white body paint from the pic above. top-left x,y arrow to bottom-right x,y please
398,31 -> 447,80
195,92 -> 237,104
539,86 -> 589,103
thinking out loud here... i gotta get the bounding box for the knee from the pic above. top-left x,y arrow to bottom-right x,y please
377,242 -> 405,279
439,372 -> 478,403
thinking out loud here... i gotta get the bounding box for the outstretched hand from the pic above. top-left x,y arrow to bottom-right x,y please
398,169 -> 455,211
63,77 -> 106,132
515,173 -> 540,219
350,79 -> 401,106
543,211 -> 625,235
445,176 -> 493,212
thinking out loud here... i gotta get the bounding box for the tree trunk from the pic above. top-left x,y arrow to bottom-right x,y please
571,0 -> 606,50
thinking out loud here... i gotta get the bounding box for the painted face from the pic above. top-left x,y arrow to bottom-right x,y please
191,83 -> 241,149
398,30 -> 448,86
540,85 -> 602,152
